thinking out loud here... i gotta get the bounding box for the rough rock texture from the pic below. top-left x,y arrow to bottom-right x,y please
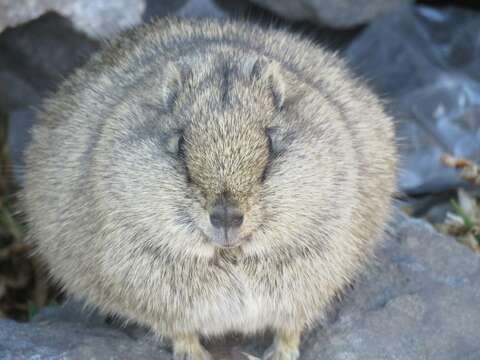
0,315 -> 172,359
145,0 -> 254,25
345,6 -> 480,194
0,0 -> 146,38
248,0 -> 413,28
0,0 -> 251,38
300,213 -> 480,359
0,13 -> 99,94
143,0 -> 246,22
1,214 -> 479,359
0,13 -> 99,182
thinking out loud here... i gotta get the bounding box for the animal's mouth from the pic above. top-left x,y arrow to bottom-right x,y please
202,231 -> 252,248
211,228 -> 246,248
219,234 -> 252,248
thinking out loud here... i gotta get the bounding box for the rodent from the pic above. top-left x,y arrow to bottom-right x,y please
21,17 -> 397,360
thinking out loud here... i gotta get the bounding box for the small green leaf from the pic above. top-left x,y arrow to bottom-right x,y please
450,198 -> 475,229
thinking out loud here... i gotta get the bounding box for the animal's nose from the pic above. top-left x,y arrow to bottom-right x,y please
209,204 -> 244,229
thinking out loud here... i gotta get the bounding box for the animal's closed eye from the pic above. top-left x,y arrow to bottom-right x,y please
262,127 -> 285,182
265,126 -> 287,157
165,130 -> 185,158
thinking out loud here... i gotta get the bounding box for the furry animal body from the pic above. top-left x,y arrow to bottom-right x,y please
22,17 -> 397,360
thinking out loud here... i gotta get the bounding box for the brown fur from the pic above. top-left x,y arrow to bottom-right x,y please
21,17 -> 397,360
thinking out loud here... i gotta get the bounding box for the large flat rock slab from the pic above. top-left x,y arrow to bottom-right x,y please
0,0 -> 145,38
301,214 -> 480,359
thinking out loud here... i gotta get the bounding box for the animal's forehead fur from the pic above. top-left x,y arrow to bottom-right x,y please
167,54 -> 280,194
178,55 -> 278,127
182,100 -> 272,197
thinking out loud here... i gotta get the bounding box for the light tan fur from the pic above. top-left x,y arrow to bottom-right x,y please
21,17 -> 397,360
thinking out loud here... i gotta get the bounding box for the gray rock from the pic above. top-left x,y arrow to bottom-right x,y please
1,214 -> 479,359
0,12 -> 99,95
0,0 -> 145,38
345,6 -> 480,194
142,0 -> 188,22
0,317 -> 172,360
248,0 -> 413,28
7,109 -> 36,183
143,0 -> 251,23
0,12 -> 99,182
0,0 -> 252,38
301,213 -> 480,359
0,72 -> 40,110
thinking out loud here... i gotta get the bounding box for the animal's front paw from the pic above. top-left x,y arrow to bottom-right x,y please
262,344 -> 300,360
262,329 -> 301,360
173,334 -> 213,360
173,347 -> 213,360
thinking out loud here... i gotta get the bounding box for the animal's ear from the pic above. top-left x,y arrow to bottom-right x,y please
242,55 -> 285,109
161,62 -> 182,112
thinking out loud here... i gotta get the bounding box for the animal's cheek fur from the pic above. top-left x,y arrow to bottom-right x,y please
187,204 -> 211,237
239,193 -> 265,229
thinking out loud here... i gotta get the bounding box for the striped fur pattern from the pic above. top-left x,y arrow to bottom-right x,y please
21,18 -> 397,359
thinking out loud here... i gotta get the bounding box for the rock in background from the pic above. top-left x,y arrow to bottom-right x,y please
0,0 -> 145,38
0,0 -> 252,38
345,5 -> 480,194
301,213 -> 480,360
249,0 -> 414,28
0,12 -> 99,183
0,308 -> 172,359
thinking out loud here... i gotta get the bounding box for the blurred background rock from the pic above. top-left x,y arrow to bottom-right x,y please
1,1 -> 479,359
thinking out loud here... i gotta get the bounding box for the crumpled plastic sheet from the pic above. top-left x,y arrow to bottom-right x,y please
345,5 -> 480,194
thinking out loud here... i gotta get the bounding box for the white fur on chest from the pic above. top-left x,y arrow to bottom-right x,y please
195,268 -> 274,336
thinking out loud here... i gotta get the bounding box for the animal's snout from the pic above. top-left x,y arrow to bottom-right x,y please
209,203 -> 244,229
